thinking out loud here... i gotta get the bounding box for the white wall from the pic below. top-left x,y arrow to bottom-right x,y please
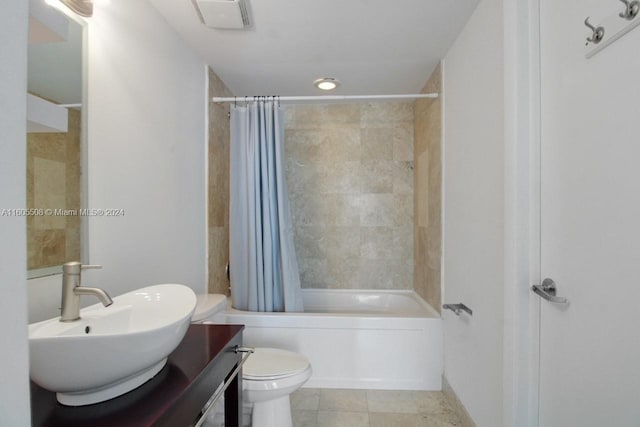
0,2 -> 32,425
442,0 -> 505,425
84,0 -> 208,297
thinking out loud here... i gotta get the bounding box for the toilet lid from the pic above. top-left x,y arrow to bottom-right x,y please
243,348 -> 310,379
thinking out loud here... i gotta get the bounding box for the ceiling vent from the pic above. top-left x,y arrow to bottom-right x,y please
193,0 -> 251,29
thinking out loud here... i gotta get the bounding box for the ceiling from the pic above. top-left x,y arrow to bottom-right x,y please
148,0 -> 479,96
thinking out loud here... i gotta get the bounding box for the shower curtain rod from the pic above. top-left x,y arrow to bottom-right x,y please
211,93 -> 439,103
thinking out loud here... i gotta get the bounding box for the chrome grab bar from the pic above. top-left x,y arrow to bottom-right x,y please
531,278 -> 567,304
442,303 -> 472,316
192,346 -> 255,427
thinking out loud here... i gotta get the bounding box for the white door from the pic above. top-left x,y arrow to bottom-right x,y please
538,1 -> 640,426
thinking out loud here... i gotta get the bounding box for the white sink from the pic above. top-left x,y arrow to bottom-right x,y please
29,284 -> 196,406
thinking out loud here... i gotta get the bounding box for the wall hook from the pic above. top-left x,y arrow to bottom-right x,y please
619,0 -> 640,20
584,17 -> 605,44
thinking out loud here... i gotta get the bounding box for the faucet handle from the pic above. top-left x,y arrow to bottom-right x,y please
81,264 -> 102,270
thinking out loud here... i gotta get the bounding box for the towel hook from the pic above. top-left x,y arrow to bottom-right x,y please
619,0 -> 640,20
584,17 -> 605,44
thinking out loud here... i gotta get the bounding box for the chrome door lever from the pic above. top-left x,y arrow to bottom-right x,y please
531,278 -> 567,304
443,303 -> 472,316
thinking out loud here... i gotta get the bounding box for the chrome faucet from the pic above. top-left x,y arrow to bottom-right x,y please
60,261 -> 113,322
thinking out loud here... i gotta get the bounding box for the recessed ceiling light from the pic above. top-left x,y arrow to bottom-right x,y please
314,78 -> 340,91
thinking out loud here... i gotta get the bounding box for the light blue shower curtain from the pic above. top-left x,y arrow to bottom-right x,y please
229,99 -> 304,312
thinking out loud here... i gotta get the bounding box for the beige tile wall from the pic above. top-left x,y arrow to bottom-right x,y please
27,108 -> 81,269
208,68 -> 232,294
285,102 -> 414,289
414,64 -> 443,312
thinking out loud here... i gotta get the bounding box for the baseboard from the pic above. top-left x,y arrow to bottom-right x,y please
442,375 -> 477,427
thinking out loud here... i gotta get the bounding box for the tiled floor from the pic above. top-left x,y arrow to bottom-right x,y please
290,388 -> 462,427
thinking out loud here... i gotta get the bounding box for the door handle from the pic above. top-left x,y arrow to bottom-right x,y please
531,278 -> 567,304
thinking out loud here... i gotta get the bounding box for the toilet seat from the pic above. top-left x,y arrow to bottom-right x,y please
243,348 -> 310,381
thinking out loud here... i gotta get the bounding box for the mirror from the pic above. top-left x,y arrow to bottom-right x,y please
26,0 -> 87,278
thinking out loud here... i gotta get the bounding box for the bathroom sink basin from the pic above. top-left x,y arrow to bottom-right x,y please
29,284 -> 196,406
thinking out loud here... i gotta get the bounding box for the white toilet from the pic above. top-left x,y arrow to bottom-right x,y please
192,294 -> 312,427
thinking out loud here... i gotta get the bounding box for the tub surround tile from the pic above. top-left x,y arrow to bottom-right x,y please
391,259 -> 414,289
393,126 -> 414,161
358,259 -> 395,289
28,229 -> 66,268
208,226 -> 229,295
360,194 -> 394,227
285,102 -> 414,290
360,128 -> 394,160
286,128 -> 361,164
291,194 -> 361,227
360,160 -> 394,194
27,108 -> 81,270
327,257 -> 360,288
392,161 -> 414,195
286,162 -> 327,195
321,161 -> 362,194
291,105 -> 329,129
360,227 -> 394,259
361,102 -> 413,125
414,64 -> 442,312
299,257 -> 329,289
327,104 -> 361,125
393,225 -> 414,260
393,194 -> 414,226
207,68 -> 233,294
297,226 -> 360,259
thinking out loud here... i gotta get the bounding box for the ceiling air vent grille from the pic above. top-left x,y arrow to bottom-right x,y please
237,0 -> 250,27
193,0 -> 252,30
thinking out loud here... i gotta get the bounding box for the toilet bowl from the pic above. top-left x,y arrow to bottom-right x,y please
192,294 -> 312,427
243,347 -> 312,427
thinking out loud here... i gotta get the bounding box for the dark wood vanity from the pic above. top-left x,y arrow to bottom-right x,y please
30,324 -> 244,427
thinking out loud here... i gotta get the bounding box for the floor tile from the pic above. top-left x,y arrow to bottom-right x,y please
286,388 -> 464,427
319,389 -> 368,412
419,413 -> 462,427
366,390 -> 420,414
317,411 -> 370,427
415,391 -> 457,416
292,410 -> 318,427
292,388 -> 321,411
369,412 -> 424,427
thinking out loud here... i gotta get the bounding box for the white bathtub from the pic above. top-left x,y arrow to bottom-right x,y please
212,289 -> 442,390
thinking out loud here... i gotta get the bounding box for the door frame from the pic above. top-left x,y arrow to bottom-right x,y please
502,0 -> 542,425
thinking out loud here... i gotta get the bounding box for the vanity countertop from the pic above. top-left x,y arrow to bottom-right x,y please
30,324 -> 244,427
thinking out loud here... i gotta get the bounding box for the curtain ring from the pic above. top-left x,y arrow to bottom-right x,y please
234,96 -> 237,108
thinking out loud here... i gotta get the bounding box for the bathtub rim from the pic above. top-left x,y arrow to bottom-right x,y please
226,289 -> 440,319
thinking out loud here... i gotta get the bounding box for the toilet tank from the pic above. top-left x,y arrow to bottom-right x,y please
191,294 -> 227,323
